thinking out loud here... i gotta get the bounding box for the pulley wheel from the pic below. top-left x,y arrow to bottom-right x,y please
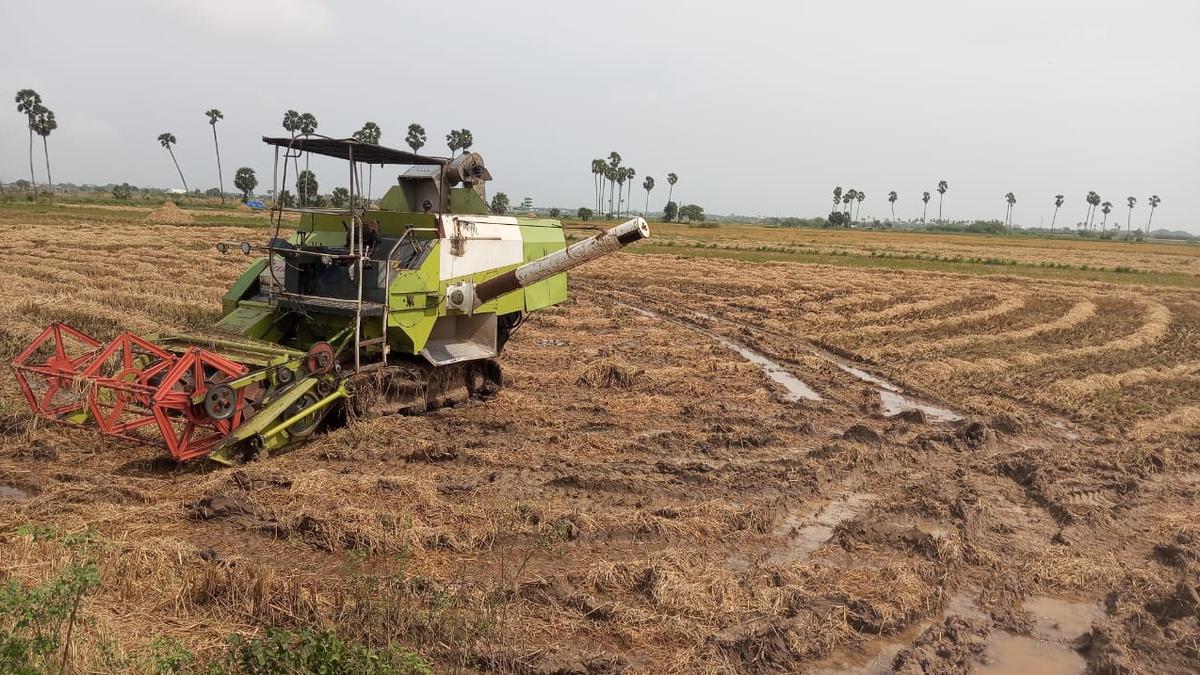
275,365 -> 294,385
284,391 -> 322,437
204,384 -> 237,421
304,342 -> 334,375
315,374 -> 336,397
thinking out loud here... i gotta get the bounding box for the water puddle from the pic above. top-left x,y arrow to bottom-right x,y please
808,593 -> 1097,675
769,493 -> 876,564
711,336 -> 822,402
978,632 -> 1085,674
624,303 -> 822,402
1024,596 -> 1104,642
834,363 -> 962,422
807,626 -> 920,675
0,485 -> 30,500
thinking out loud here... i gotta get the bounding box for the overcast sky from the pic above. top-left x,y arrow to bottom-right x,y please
2,0 -> 1197,229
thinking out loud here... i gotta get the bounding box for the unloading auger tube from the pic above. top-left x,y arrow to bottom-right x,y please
472,218 -> 651,307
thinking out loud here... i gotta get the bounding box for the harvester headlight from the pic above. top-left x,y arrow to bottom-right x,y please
216,242 -> 228,254
239,241 -> 252,255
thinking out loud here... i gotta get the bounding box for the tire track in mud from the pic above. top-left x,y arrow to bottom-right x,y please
599,286 -> 968,424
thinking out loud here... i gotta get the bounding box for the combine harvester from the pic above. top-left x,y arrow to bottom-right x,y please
11,135 -> 649,463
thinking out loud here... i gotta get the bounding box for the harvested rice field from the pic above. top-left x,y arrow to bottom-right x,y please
1,203 -> 1198,673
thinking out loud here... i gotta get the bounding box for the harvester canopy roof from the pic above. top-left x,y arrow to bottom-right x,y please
261,136 -> 448,166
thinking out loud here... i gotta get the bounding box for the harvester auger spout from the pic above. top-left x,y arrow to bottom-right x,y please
9,134 -> 650,464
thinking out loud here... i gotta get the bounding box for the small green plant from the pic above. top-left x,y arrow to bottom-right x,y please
149,636 -> 196,674
0,563 -> 100,674
219,628 -> 430,675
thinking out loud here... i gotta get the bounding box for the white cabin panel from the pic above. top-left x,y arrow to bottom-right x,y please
439,215 -> 525,281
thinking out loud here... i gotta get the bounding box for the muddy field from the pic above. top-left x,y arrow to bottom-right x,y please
0,205 -> 1197,673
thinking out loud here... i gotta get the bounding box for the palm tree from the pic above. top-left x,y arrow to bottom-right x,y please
666,172 -> 678,218
844,189 -> 857,217
604,166 -> 617,217
298,112 -> 317,136
204,109 -> 225,204
591,159 -> 606,215
1145,195 -> 1161,233
298,113 -> 318,204
1100,201 -> 1113,231
921,191 -> 931,223
158,132 -> 188,194
1086,191 -> 1101,231
936,180 -> 948,223
643,176 -> 655,215
833,186 -> 843,213
405,123 -> 427,154
887,191 -> 898,222
33,107 -> 56,194
445,130 -> 462,156
1004,192 -> 1016,234
624,168 -> 636,216
458,129 -> 473,154
1125,196 -> 1137,236
282,110 -> 301,136
282,110 -> 302,197
353,122 -> 382,204
15,89 -> 42,192
615,168 -> 628,216
607,152 -> 622,217
855,190 -> 866,221
1050,194 -> 1065,232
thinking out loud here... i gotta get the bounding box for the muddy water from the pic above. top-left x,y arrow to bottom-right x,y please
809,594 -> 1096,675
0,485 -> 30,500
711,335 -> 822,402
768,493 -> 876,565
1025,596 -> 1104,642
978,632 -> 1084,675
836,363 -> 962,422
690,306 -> 963,421
624,304 -> 822,402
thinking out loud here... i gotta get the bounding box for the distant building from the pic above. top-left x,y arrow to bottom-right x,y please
517,196 -> 535,215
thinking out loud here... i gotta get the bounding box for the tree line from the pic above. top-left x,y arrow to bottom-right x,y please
826,181 -> 1163,237
149,110 -> 487,207
587,153 -> 687,221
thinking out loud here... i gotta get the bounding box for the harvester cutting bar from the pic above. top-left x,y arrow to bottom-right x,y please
10,324 -> 251,462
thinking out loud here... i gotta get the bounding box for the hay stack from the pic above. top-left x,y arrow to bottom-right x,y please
146,201 -> 194,225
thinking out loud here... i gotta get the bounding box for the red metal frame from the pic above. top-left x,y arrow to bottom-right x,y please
151,348 -> 248,461
10,325 -> 251,462
11,322 -> 102,418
